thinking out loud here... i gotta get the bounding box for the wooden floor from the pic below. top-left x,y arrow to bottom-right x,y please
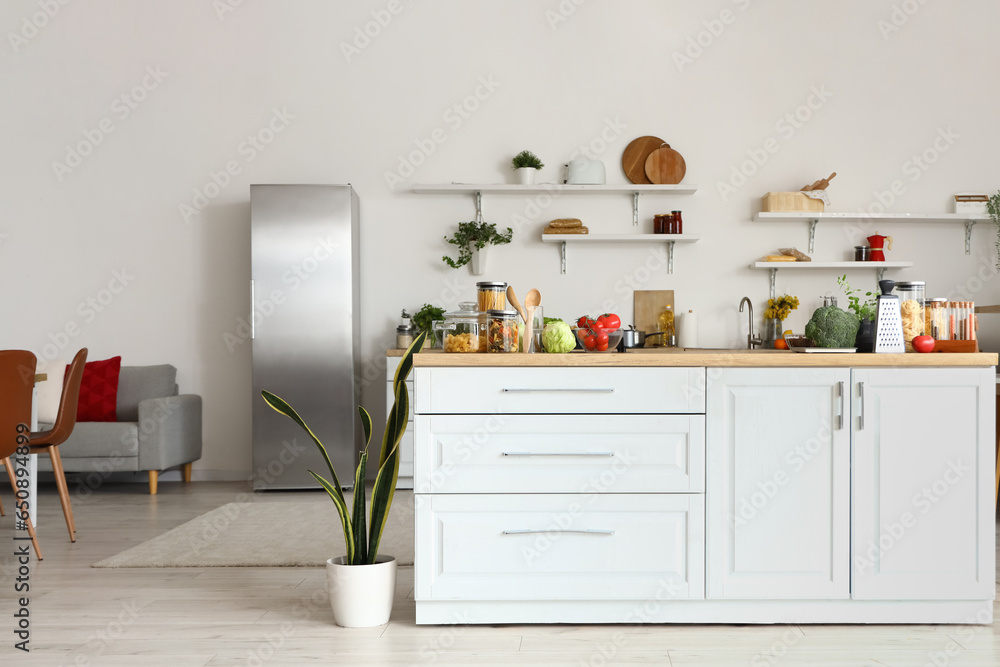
1,481 -> 999,666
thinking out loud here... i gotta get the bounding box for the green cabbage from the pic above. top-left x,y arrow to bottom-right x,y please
542,320 -> 575,353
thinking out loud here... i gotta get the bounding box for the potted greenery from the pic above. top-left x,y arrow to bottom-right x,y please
412,303 -> 444,348
442,220 -> 513,275
261,331 -> 425,628
988,191 -> 1000,270
838,274 -> 878,352
511,150 -> 544,185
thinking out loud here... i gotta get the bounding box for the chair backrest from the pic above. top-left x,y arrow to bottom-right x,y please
0,350 -> 37,459
44,347 -> 88,446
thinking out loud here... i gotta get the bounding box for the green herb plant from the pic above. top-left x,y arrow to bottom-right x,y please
412,304 -> 445,346
442,220 -> 514,269
837,274 -> 878,321
261,331 -> 426,565
988,191 -> 1000,270
511,150 -> 544,170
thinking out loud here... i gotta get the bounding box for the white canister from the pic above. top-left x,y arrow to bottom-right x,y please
677,309 -> 698,348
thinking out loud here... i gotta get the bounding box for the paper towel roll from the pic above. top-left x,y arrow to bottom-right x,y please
677,310 -> 698,348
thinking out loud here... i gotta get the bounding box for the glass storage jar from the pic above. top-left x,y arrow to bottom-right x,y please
484,309 -> 519,353
895,281 -> 925,351
476,281 -> 507,313
434,302 -> 484,353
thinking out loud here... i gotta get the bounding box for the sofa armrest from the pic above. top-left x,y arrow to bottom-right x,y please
136,394 -> 203,472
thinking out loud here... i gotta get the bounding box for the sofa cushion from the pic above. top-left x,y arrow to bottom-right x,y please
57,422 -> 139,458
76,356 -> 122,422
117,365 -> 178,421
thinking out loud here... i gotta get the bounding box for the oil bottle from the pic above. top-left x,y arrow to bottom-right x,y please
656,304 -> 675,347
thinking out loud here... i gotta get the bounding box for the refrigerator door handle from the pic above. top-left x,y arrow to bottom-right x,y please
250,279 -> 255,340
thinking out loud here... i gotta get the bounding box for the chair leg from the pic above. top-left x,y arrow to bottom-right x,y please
148,470 -> 158,495
46,446 -> 76,542
183,463 -> 192,483
2,457 -> 42,560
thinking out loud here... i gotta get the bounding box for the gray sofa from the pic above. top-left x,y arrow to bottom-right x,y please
37,364 -> 202,494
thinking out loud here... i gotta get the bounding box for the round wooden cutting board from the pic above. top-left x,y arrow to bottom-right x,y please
644,144 -> 686,184
621,136 -> 665,184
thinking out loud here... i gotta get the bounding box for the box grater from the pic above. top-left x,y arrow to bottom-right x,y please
873,280 -> 905,353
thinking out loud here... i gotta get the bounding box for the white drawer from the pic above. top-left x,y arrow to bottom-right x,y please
397,429 -> 413,478
413,414 -> 704,494
386,355 -> 402,381
386,380 -> 414,422
415,493 -> 705,601
413,367 -> 705,414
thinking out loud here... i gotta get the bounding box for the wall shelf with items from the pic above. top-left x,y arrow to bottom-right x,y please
750,261 -> 914,298
543,234 -> 700,274
752,212 -> 990,255
412,183 -> 697,227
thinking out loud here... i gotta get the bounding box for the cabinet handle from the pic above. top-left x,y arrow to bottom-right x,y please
836,381 -> 844,430
250,279 -> 255,340
502,388 -> 615,393
503,529 -> 615,536
858,381 -> 865,430
502,451 -> 615,457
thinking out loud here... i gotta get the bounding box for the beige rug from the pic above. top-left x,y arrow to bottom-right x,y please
93,490 -> 414,568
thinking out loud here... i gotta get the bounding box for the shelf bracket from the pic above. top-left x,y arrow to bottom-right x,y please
768,268 -> 777,299
632,192 -> 639,227
808,219 -> 819,254
474,191 -> 484,223
666,241 -> 675,274
559,241 -> 567,275
965,220 -> 975,255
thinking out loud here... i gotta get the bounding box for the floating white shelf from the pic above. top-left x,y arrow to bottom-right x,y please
413,183 -> 699,195
752,212 -> 990,255
749,261 -> 914,298
541,234 -> 700,274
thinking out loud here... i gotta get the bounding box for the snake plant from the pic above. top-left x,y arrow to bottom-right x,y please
261,330 -> 425,565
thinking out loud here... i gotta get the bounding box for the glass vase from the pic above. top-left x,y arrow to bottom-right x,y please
761,317 -> 783,348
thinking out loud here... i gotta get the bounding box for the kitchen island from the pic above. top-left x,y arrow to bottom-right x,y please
396,349 -> 997,625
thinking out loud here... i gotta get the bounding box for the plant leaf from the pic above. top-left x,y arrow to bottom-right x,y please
308,470 -> 354,563
358,405 -> 373,454
352,452 -> 368,565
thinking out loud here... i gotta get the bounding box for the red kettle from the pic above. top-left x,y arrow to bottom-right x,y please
866,233 -> 893,262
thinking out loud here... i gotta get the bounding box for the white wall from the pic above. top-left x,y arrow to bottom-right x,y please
3,0 -> 999,479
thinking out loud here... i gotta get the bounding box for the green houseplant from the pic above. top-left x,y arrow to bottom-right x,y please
511,150 -> 544,185
442,220 -> 513,275
988,191 -> 1000,270
261,330 -> 425,627
412,303 -> 445,348
837,274 -> 878,352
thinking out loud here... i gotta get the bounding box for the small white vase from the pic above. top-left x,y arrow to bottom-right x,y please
326,555 -> 397,627
515,167 -> 536,185
469,244 -> 488,275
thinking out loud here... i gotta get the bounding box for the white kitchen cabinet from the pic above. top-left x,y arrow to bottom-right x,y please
851,368 -> 995,600
706,368 -> 851,599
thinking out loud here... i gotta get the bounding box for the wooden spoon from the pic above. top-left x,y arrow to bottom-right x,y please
523,289 -> 541,353
506,285 -> 527,322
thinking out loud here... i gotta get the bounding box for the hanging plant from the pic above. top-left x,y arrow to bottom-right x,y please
442,220 -> 513,269
988,191 -> 1000,270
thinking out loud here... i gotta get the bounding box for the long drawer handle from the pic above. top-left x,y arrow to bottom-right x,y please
858,381 -> 866,430
836,381 -> 844,431
502,388 -> 615,393
502,451 -> 615,457
503,529 -> 615,536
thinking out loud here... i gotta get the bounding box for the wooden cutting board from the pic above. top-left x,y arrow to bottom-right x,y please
644,144 -> 686,185
621,136 -> 664,184
633,290 -> 674,348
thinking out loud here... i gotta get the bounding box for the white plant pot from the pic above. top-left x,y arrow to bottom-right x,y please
469,244 -> 488,275
515,167 -> 537,185
326,555 -> 396,627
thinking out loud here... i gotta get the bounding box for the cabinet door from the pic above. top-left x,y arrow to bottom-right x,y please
707,368 -> 851,599
852,368 -> 994,600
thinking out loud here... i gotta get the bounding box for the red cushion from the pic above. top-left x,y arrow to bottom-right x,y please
69,356 -> 122,422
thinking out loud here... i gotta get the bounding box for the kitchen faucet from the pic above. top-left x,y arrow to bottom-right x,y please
739,297 -> 763,350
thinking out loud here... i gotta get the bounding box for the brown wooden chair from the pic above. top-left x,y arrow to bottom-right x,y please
27,347 -> 87,542
0,349 -> 43,559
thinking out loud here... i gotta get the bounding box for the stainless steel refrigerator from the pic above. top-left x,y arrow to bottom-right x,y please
250,184 -> 360,490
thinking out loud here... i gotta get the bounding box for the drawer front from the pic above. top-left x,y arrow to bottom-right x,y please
414,367 -> 705,414
386,380 -> 415,422
415,493 -> 705,601
414,414 -> 704,494
397,430 -> 414,477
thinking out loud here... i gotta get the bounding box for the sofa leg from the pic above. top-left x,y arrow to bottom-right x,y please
183,462 -> 192,483
148,470 -> 158,495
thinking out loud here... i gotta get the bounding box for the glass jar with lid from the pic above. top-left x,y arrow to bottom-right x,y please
484,309 -> 519,353
476,281 -> 507,313
433,302 -> 484,353
894,281 -> 925,351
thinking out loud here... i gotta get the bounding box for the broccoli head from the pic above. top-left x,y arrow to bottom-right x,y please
804,306 -> 860,348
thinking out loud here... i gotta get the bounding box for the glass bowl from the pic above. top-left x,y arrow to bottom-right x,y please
573,327 -> 623,353
783,334 -> 815,348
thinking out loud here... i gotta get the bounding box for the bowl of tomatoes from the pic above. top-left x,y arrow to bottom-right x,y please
573,313 -> 623,353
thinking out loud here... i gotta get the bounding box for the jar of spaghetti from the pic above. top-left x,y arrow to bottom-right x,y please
476,282 -> 507,312
895,281 -> 925,351
485,310 -> 519,353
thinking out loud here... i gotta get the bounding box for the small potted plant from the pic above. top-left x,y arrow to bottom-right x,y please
511,150 -> 544,185
412,303 -> 444,348
838,274 -> 878,352
442,220 -> 513,275
261,331 -> 425,628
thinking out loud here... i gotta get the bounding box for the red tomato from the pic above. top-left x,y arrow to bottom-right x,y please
595,316 -> 607,329
596,329 -> 609,346
583,334 -> 596,350
596,340 -> 609,352
576,316 -> 591,329
601,313 -> 621,330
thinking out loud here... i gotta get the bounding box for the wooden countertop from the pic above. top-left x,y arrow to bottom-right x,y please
389,348 -> 998,368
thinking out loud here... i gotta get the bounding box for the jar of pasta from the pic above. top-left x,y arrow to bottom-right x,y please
435,302 -> 483,353
895,281 -> 925,352
476,282 -> 507,312
485,310 -> 519,353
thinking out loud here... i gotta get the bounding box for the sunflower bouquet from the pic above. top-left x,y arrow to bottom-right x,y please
763,294 -> 799,320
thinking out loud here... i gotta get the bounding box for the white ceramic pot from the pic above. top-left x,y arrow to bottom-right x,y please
325,555 -> 397,627
469,244 -> 488,275
515,167 -> 536,185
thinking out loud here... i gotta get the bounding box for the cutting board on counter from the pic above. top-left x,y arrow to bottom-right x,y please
633,290 -> 674,348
